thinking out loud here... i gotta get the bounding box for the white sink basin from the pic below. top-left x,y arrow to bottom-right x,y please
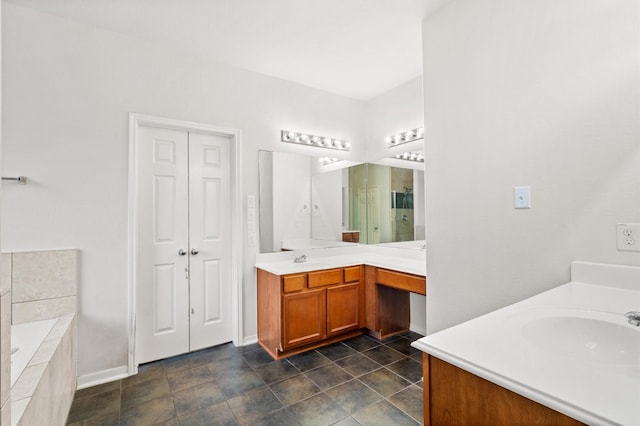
522,312 -> 640,365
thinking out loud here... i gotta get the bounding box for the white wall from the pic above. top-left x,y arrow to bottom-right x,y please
422,0 -> 640,333
1,3 -> 366,379
365,76 -> 425,162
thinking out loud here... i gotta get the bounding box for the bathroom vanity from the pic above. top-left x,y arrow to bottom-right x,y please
412,261 -> 640,426
255,245 -> 426,359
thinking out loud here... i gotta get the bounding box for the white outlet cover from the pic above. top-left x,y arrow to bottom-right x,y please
616,223 -> 640,252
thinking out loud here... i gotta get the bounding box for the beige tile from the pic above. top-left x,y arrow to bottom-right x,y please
11,296 -> 76,324
10,398 -> 29,426
18,362 -> 52,426
12,250 -> 78,303
1,253 -> 11,294
1,292 -> 11,406
48,337 -> 74,426
28,338 -> 61,367
11,363 -> 47,402
1,398 -> 11,426
47,314 -> 75,340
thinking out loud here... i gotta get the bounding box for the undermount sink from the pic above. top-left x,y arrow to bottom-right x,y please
522,312 -> 640,365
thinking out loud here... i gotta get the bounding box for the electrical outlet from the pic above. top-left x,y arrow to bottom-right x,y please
616,223 -> 640,252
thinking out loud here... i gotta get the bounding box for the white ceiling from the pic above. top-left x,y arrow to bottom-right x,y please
9,0 -> 432,100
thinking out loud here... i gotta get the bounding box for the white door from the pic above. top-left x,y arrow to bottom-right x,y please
137,126 -> 190,363
137,126 -> 232,364
188,132 -> 233,350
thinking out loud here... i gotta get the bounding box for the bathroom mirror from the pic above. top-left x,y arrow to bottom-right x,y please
258,150 -> 425,253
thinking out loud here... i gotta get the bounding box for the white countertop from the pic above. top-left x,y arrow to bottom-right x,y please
255,244 -> 426,277
412,261 -> 640,426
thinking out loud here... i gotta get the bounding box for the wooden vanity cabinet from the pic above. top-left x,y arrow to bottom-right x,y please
422,354 -> 585,425
257,266 -> 364,359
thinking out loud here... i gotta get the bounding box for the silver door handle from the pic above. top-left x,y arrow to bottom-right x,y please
191,248 -> 199,255
178,249 -> 187,256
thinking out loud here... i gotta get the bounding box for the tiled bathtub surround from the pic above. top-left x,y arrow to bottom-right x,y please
1,288 -> 11,426
7,250 -> 79,324
11,314 -> 77,426
1,249 -> 79,426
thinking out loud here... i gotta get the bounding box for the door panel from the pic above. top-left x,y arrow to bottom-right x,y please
153,264 -> 178,334
282,289 -> 327,350
202,259 -> 222,324
327,283 -> 360,336
137,125 -> 190,364
188,132 -> 233,351
202,178 -> 221,239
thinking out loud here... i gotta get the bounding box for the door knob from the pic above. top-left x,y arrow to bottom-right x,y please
178,249 -> 187,256
191,248 -> 199,255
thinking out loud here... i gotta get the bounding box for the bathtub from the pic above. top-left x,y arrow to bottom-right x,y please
10,314 -> 76,426
10,318 -> 57,387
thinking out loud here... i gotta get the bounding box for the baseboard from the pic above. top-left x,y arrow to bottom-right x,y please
78,336 -> 259,390
410,324 -> 426,337
76,365 -> 129,390
240,334 -> 258,346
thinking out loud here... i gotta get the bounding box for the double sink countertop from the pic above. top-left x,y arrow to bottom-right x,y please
255,244 -> 426,277
412,261 -> 640,426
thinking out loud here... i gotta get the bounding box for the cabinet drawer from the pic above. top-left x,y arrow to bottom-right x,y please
282,274 -> 306,293
376,268 -> 426,295
343,266 -> 360,283
308,269 -> 342,288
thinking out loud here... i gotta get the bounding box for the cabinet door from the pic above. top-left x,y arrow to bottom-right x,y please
282,289 -> 327,350
327,283 -> 361,336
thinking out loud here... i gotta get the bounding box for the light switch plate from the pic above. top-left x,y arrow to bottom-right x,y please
247,195 -> 255,208
247,207 -> 256,221
514,186 -> 531,209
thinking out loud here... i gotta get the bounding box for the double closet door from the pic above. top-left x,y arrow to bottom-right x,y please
136,125 -> 232,364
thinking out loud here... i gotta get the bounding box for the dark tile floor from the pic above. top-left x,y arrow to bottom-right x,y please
66,332 -> 424,426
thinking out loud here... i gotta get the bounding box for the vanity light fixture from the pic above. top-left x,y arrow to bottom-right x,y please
319,157 -> 342,166
394,152 -> 424,163
386,127 -> 424,147
281,130 -> 350,151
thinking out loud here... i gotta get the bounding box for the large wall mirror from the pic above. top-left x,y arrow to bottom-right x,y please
258,150 -> 425,253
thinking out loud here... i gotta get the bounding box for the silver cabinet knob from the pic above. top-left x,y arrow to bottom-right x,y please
191,248 -> 199,255
178,249 -> 187,256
